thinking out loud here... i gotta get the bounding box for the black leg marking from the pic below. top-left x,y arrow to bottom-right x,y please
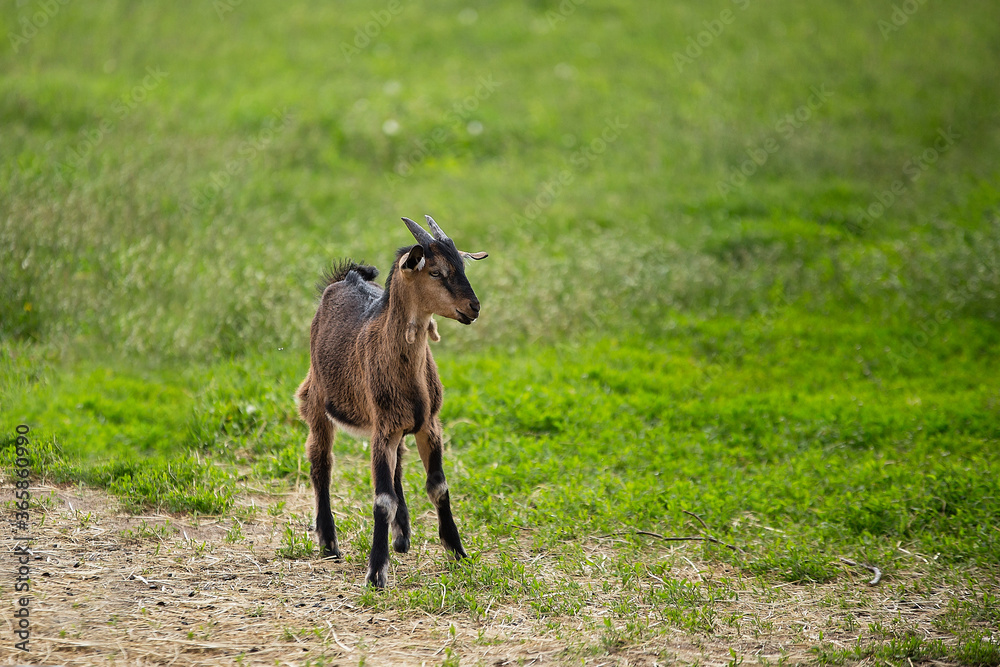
391,441 -> 411,554
419,429 -> 467,560
367,495 -> 392,587
366,436 -> 398,588
435,488 -> 467,559
307,416 -> 340,559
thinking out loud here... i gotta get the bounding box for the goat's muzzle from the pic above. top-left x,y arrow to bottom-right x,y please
456,298 -> 480,325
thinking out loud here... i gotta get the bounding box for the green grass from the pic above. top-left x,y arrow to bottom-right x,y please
275,522 -> 317,560
3,0 -> 1000,662
6,314 -> 998,564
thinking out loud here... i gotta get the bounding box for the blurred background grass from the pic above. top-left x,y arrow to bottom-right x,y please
3,0 -> 998,361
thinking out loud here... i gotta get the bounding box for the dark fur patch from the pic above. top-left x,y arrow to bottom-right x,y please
430,239 -> 466,276
373,387 -> 395,414
317,259 -> 379,296
372,461 -> 395,497
435,491 -> 467,558
426,449 -> 444,478
406,395 -> 425,435
325,401 -> 363,429
429,241 -> 473,297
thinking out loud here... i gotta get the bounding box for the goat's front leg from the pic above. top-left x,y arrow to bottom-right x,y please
367,429 -> 402,587
416,420 -> 468,560
391,438 -> 411,554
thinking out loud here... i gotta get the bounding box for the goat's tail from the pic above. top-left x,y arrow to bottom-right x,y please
316,259 -> 379,295
295,371 -> 313,421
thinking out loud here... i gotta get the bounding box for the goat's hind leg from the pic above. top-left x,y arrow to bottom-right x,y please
306,414 -> 341,558
416,421 -> 468,560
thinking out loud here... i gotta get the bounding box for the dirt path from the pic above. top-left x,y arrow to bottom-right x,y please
1,485 -> 981,666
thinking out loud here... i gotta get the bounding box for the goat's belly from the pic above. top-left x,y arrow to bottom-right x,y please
323,398 -> 374,439
327,414 -> 374,440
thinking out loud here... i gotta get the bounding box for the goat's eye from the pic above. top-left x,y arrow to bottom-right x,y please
429,270 -> 441,278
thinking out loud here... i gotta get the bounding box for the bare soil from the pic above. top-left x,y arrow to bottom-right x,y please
0,485 -> 982,666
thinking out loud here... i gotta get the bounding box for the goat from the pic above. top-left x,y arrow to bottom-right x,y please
296,215 -> 488,587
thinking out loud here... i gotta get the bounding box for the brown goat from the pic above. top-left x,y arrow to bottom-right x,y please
296,215 -> 487,587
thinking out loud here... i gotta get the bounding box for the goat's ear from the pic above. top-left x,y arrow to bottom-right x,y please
461,251 -> 488,261
400,244 -> 426,272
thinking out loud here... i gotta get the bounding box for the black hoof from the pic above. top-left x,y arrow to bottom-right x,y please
365,564 -> 387,588
442,537 -> 468,560
393,534 -> 410,554
440,525 -> 467,560
320,541 -> 341,559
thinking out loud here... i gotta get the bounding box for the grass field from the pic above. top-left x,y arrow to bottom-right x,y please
2,0 -> 1000,664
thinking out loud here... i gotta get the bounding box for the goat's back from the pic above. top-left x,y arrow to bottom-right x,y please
314,269 -> 382,345
304,271 -> 384,431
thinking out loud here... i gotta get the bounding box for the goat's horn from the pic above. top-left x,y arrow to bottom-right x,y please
424,215 -> 450,242
401,217 -> 433,246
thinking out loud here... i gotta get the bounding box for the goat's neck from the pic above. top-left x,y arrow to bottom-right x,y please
383,284 -> 432,352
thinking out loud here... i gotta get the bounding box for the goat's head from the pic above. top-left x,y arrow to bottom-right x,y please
398,215 -> 488,325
